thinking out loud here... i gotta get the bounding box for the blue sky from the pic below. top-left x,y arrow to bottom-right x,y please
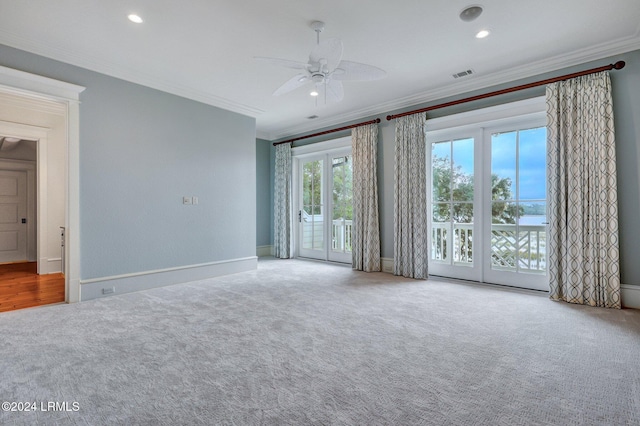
432,126 -> 546,201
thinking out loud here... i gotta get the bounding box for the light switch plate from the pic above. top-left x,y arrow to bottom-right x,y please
192,196 -> 198,205
183,196 -> 192,205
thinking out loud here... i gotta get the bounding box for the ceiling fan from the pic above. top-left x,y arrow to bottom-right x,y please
256,21 -> 386,103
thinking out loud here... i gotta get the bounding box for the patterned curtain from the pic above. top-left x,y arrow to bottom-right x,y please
546,71 -> 621,308
352,123 -> 381,272
394,113 -> 428,279
273,142 -> 292,259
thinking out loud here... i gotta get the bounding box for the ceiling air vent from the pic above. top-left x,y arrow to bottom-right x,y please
452,69 -> 475,79
307,115 -> 319,119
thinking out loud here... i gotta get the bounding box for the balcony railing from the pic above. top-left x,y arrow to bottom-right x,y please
332,219 -> 352,252
301,217 -> 352,253
431,222 -> 546,273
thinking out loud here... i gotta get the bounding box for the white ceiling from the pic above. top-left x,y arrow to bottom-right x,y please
0,1 -> 638,141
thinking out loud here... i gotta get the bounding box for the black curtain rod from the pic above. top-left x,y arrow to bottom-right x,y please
386,61 -> 626,121
273,118 -> 381,146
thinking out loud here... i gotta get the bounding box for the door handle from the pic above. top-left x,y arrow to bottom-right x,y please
298,210 -> 302,223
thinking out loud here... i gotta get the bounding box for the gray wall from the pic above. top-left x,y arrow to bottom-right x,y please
0,44 -> 257,280
265,49 -> 640,287
256,138 -> 271,247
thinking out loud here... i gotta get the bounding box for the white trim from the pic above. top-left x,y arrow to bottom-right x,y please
0,66 -> 85,303
291,136 -> 351,156
622,284 -> 640,310
257,245 -> 273,257
425,97 -> 546,133
79,256 -> 258,301
0,65 -> 84,102
381,257 -> 394,274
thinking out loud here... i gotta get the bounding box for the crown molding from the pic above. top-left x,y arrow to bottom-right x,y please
0,64 -> 84,103
2,27 -> 638,140
265,32 -> 640,141
0,31 -> 264,118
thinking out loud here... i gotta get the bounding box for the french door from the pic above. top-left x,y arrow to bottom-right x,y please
482,123 -> 548,290
428,114 -> 548,290
296,147 -> 353,263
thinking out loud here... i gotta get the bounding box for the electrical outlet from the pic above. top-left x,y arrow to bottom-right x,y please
102,287 -> 115,295
192,196 -> 198,205
183,196 -> 192,205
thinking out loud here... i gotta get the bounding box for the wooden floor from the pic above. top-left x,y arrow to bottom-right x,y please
0,262 -> 65,313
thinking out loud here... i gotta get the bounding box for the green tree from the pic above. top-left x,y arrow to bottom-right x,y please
303,160 -> 322,215
332,156 -> 353,220
432,154 -> 523,262
432,154 -> 522,223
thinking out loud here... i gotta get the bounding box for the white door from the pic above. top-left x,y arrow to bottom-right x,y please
297,148 -> 353,263
427,115 -> 547,291
0,170 -> 28,263
429,134 -> 482,281
482,124 -> 548,290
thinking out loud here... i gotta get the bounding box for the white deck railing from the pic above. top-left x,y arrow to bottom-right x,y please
332,219 -> 353,252
431,222 -> 546,273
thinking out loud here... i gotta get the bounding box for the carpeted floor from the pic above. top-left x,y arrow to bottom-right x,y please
1,258 -> 639,425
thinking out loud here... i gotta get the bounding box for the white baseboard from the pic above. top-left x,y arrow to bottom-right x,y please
257,245 -> 273,257
79,256 -> 257,301
622,284 -> 640,310
38,257 -> 62,274
381,257 -> 394,274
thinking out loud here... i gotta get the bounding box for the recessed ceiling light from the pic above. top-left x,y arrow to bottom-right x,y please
128,14 -> 143,24
476,29 -> 490,39
310,90 -> 319,97
460,5 -> 483,22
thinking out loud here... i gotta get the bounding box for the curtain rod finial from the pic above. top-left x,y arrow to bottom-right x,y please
613,61 -> 626,70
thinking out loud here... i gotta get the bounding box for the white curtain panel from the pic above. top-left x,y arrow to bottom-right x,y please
351,123 -> 381,272
546,71 -> 621,308
394,114 -> 429,279
273,142 -> 292,259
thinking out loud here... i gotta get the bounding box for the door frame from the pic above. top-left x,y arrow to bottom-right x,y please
0,64 -> 85,303
292,136 -> 352,263
425,97 -> 548,291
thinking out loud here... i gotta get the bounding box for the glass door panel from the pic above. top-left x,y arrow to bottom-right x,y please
296,147 -> 353,264
299,157 -> 325,259
429,136 -> 480,280
484,125 -> 547,290
329,154 -> 353,263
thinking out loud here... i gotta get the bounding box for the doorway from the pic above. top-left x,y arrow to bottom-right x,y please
426,98 -> 548,291
293,137 -> 353,264
0,64 -> 84,305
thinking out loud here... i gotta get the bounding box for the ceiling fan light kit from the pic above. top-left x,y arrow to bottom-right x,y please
256,20 -> 386,104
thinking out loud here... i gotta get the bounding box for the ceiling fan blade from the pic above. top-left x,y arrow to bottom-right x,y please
323,79 -> 344,103
309,38 -> 343,72
332,60 -> 387,81
273,73 -> 310,96
254,57 -> 310,70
